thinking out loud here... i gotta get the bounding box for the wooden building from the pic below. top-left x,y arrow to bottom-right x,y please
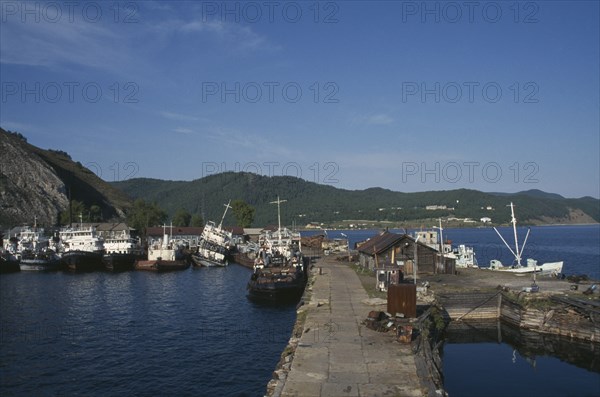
357,231 -> 455,275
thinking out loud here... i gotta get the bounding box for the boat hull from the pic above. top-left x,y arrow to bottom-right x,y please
20,258 -> 61,271
247,266 -> 307,303
191,254 -> 227,267
103,253 -> 137,272
135,259 -> 190,272
62,251 -> 103,272
1,257 -> 21,273
487,261 -> 563,275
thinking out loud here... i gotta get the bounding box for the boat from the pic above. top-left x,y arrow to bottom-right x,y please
102,231 -> 142,271
135,225 -> 190,272
0,234 -> 20,273
415,221 -> 478,269
191,201 -> 233,267
247,197 -> 308,302
59,221 -> 105,272
487,202 -> 563,276
7,224 -> 61,271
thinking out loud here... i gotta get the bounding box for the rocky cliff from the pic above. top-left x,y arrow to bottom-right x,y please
0,129 -> 131,228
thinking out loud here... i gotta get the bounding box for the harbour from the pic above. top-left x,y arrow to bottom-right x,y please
1,224 -> 599,396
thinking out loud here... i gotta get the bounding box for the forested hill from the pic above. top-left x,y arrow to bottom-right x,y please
111,172 -> 599,227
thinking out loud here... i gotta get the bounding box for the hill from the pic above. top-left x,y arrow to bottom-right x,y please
0,128 -> 132,227
112,172 -> 600,227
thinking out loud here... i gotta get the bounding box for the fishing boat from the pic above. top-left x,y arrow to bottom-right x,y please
247,197 -> 307,302
135,224 -> 190,272
487,202 -> 563,276
191,201 -> 233,267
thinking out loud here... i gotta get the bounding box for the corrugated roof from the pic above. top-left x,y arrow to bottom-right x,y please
357,231 -> 405,255
358,232 -> 439,255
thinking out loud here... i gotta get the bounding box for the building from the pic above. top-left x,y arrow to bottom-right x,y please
357,231 -> 454,275
480,217 -> 492,223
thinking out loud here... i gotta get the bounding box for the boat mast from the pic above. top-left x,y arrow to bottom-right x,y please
270,196 -> 287,245
509,202 -> 522,266
218,200 -> 232,229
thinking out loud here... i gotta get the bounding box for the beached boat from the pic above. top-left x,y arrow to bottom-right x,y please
191,201 -> 233,267
135,225 -> 190,272
487,202 -> 563,276
247,197 -> 307,302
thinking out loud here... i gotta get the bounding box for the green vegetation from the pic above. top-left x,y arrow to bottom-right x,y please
59,200 -> 102,224
111,172 -> 600,227
172,208 -> 192,227
231,199 -> 255,227
190,214 -> 204,227
126,199 -> 168,235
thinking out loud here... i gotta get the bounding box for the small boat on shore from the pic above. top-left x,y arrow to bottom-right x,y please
487,202 -> 563,276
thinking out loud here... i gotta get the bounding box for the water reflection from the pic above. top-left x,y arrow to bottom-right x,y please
442,320 -> 600,397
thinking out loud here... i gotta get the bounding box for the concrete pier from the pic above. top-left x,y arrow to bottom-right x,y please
279,258 -> 426,397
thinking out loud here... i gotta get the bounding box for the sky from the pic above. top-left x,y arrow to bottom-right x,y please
1,0 -> 599,198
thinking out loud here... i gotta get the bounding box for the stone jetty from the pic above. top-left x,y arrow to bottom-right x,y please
271,257 -> 429,397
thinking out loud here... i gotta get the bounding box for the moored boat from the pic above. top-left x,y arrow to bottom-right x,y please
59,223 -> 104,272
135,225 -> 190,272
102,233 -> 142,272
247,197 -> 307,302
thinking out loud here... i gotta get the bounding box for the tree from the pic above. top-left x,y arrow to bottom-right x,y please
126,199 -> 168,235
190,214 -> 204,227
173,208 -> 191,227
232,199 -> 255,228
60,200 -> 87,225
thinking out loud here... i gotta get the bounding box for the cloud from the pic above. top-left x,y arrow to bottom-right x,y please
173,127 -> 195,134
160,111 -> 199,122
0,14 -> 130,73
178,19 -> 275,51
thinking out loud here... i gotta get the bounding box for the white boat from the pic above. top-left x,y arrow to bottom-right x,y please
136,225 -> 189,272
59,220 -> 105,272
191,201 -> 233,267
102,231 -> 142,271
487,202 -> 563,276
9,224 -> 61,271
447,244 -> 478,268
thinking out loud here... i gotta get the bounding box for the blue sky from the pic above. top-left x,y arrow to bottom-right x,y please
1,1 -> 599,198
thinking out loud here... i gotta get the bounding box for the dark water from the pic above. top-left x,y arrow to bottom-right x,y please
304,224 -> 600,279
442,321 -> 600,397
0,266 -> 296,396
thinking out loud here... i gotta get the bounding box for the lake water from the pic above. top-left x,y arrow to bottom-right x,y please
305,224 -> 600,279
1,225 -> 598,396
0,266 -> 296,396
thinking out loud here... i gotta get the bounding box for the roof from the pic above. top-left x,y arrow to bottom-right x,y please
357,232 -> 439,256
146,226 -> 204,236
357,231 -> 405,255
223,226 -> 245,235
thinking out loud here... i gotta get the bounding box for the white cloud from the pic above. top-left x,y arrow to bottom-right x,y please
351,113 -> 395,126
160,111 -> 199,122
